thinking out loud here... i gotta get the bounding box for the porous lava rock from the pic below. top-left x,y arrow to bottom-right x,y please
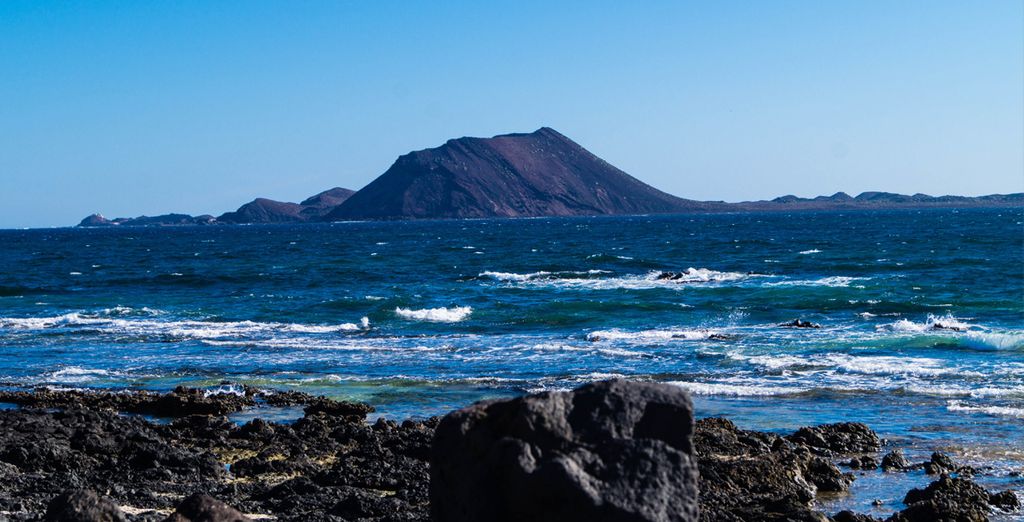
430,379 -> 700,522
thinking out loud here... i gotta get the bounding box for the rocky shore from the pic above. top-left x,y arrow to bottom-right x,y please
0,384 -> 1019,521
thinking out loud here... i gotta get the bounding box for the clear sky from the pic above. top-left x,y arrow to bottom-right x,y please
1,1 -> 1022,228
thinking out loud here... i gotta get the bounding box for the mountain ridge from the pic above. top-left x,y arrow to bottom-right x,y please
76,128 -> 1023,227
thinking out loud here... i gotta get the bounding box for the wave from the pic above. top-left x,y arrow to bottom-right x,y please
586,328 -> 729,343
947,400 -> 1024,419
733,352 -> 977,378
667,380 -> 806,397
882,313 -> 973,333
481,268 -> 884,291
905,384 -> 1024,399
961,332 -> 1024,351
481,268 -> 756,290
479,270 -> 610,282
799,249 -> 822,255
0,312 -> 372,338
764,276 -> 868,288
394,306 -> 472,322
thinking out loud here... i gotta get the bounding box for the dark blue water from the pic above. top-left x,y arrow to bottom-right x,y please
1,209 -> 1022,515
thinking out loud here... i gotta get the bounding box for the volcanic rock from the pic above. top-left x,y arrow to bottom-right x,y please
786,422 -> 881,455
44,490 -> 127,522
430,379 -> 700,522
881,449 -> 910,471
891,475 -> 993,522
780,319 -> 822,329
694,417 -> 856,521
164,494 -> 250,522
327,128 -> 718,220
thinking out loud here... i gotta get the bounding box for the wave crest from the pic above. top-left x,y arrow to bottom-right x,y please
394,306 -> 472,322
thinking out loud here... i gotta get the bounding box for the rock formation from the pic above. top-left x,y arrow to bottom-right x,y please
430,379 -> 700,522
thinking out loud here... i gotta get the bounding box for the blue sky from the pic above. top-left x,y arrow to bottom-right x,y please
1,1 -> 1021,228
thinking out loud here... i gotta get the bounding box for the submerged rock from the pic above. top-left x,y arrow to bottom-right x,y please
430,379 -> 700,522
44,490 -> 127,522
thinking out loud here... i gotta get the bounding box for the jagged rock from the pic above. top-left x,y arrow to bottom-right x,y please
881,449 -> 910,471
302,396 -> 375,417
430,379 -> 699,522
44,490 -> 127,522
694,417 -> 852,521
164,494 -> 250,522
890,476 -> 991,522
922,452 -> 975,476
989,490 -> 1021,512
787,422 -> 881,456
848,456 -> 878,470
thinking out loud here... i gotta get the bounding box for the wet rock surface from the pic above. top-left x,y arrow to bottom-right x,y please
430,379 -> 699,522
0,384 -> 1019,522
0,387 -> 430,521
695,417 -> 853,521
786,422 -> 881,456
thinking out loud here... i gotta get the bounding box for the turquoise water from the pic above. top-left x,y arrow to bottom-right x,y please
1,209 -> 1022,513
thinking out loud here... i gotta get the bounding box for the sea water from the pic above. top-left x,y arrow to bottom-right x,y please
1,208 -> 1022,517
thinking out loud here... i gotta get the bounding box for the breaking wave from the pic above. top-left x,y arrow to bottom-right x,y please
394,306 -> 473,323
0,312 -> 372,339
947,400 -> 1024,419
586,328 -> 729,343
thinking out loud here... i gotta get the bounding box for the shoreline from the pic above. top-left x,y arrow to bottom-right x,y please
0,386 -> 1019,521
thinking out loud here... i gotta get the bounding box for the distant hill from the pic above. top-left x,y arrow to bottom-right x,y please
80,187 -> 355,227
734,191 -> 1024,211
325,127 -> 718,220
76,128 -> 1022,227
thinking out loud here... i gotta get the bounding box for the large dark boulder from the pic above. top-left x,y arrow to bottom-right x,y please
44,490 -> 126,522
430,379 -> 699,522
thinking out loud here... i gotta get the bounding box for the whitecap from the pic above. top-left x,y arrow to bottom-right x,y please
480,268 -> 752,290
0,312 -> 375,339
395,306 -> 472,322
43,367 -> 113,384
799,249 -> 822,255
765,276 -> 868,288
586,328 -> 725,343
479,270 -> 610,282
947,400 -> 1024,418
668,381 -> 805,397
881,313 -> 972,333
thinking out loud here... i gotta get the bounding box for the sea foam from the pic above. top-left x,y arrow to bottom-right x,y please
394,306 -> 472,322
947,400 -> 1024,418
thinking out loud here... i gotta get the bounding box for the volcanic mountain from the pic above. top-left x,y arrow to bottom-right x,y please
76,128 -> 1022,227
325,128 -> 719,220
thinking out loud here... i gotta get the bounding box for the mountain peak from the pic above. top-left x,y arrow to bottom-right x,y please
326,128 -> 705,220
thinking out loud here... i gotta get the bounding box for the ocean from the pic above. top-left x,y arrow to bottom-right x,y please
1,208 -> 1022,514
